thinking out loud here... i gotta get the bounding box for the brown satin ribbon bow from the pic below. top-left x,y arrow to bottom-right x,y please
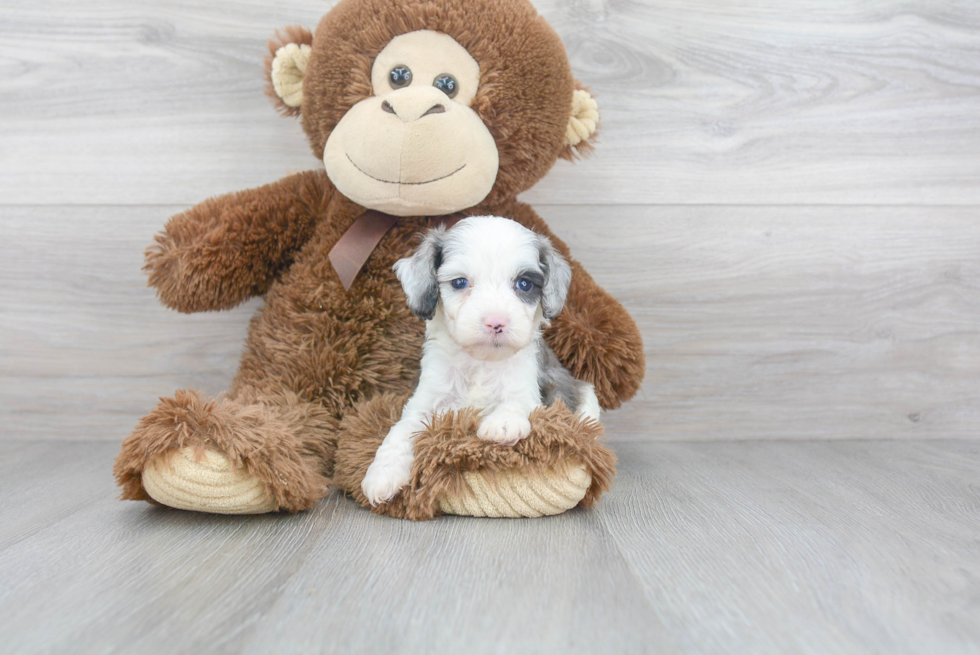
328,210 -> 467,291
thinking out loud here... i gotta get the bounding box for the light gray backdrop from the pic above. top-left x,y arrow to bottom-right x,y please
2,0 -> 978,441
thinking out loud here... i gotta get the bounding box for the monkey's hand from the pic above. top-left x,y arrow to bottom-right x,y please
146,170 -> 331,313
545,260 -> 645,410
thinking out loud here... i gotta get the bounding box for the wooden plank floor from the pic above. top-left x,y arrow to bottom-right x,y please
0,439 -> 977,654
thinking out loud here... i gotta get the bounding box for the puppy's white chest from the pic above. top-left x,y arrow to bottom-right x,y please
431,364 -> 495,413
462,376 -> 494,412
447,354 -> 531,414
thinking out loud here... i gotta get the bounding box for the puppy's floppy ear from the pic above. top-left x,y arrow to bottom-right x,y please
394,228 -> 446,321
537,235 -> 573,320
264,26 -> 314,117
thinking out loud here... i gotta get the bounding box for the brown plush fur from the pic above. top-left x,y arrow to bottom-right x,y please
113,389 -> 338,512
145,170 -> 330,313
333,394 -> 616,521
114,0 -> 644,518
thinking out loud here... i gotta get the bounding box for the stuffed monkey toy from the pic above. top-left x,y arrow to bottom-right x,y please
113,0 -> 645,520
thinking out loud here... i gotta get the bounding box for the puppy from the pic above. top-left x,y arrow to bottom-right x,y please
361,216 -> 601,506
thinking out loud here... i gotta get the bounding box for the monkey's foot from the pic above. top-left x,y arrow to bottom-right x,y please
434,458 -> 592,518
333,393 -> 616,520
142,447 -> 277,514
114,389 -> 336,514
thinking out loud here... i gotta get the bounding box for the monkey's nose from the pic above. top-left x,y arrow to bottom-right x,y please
381,91 -> 449,122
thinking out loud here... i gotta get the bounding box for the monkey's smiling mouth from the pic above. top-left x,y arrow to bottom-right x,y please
346,153 -> 466,185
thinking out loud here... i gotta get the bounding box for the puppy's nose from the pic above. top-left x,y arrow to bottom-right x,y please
484,316 -> 507,334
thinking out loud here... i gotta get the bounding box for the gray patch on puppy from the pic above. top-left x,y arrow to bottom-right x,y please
515,268 -> 545,306
394,226 -> 446,320
537,339 -> 585,413
537,235 -> 572,319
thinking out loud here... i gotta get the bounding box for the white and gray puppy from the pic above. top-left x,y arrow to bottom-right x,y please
362,215 -> 601,506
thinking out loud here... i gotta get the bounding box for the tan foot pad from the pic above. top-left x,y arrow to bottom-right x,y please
142,447 -> 278,514
435,460 -> 591,518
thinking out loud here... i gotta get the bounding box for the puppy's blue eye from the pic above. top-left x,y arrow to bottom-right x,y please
451,278 -> 468,290
516,278 -> 533,292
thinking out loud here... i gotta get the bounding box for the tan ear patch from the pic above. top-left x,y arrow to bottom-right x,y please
263,25 -> 314,117
565,89 -> 599,147
271,43 -> 312,109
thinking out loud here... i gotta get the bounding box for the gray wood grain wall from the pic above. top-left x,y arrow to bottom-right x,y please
2,0 -> 978,441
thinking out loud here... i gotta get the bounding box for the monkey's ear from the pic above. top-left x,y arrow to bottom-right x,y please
559,85 -> 600,160
263,26 -> 314,117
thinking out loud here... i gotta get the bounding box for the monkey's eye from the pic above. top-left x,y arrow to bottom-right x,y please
451,278 -> 468,290
516,278 -> 533,292
389,66 -> 412,88
433,74 -> 459,98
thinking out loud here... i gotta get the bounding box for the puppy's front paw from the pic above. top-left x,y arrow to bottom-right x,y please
477,411 -> 532,446
361,450 -> 413,506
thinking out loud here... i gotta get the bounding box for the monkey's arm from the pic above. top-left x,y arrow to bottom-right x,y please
506,201 -> 645,410
146,170 -> 333,313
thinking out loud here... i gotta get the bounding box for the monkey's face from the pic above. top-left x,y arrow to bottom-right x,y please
265,0 -> 600,209
323,31 -> 499,217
